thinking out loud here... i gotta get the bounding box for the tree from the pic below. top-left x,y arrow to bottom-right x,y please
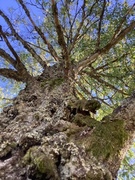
0,0 -> 135,179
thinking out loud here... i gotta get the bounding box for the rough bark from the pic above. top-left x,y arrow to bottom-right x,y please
0,68 -> 135,180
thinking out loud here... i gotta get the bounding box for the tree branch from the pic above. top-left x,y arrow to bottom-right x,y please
0,26 -> 20,62
101,21 -> 135,53
0,26 -> 29,74
51,0 -> 70,74
27,41 -> 50,54
82,71 -> 127,95
94,53 -> 128,71
51,0 -> 67,49
0,68 -> 27,82
18,0 -> 59,62
67,0 -> 82,44
75,20 -> 135,74
112,3 -> 135,40
0,10 -> 47,68
0,48 -> 16,67
69,0 -> 98,53
96,0 -> 106,49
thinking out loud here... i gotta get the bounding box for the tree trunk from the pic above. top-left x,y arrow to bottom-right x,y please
0,68 -> 135,180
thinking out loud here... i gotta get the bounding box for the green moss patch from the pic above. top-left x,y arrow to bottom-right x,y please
73,113 -> 100,127
83,119 -> 128,161
23,146 -> 58,178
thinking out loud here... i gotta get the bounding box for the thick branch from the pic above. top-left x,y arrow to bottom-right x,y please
0,48 -> 16,67
51,0 -> 67,49
0,68 -> 27,82
51,0 -> 70,73
75,51 -> 100,75
75,20 -> 135,74
101,21 -> 135,53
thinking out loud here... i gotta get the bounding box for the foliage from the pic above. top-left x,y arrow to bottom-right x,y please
118,141 -> 135,180
0,0 -> 135,178
0,1 -> 134,110
0,77 -> 25,110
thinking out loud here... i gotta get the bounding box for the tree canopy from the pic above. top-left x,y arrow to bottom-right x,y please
0,1 -> 134,109
0,1 -> 135,178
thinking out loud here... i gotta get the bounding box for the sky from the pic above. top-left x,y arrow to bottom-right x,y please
0,0 -> 134,102
0,1 -> 25,104
0,0 -> 18,9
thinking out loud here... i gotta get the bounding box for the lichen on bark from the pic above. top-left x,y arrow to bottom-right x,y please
0,76 -> 135,180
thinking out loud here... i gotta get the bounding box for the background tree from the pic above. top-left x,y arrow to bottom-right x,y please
0,0 -> 135,179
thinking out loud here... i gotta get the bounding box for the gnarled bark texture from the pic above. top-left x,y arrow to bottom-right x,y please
0,67 -> 135,180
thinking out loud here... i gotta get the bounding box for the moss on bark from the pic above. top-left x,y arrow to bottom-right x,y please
22,146 -> 59,179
